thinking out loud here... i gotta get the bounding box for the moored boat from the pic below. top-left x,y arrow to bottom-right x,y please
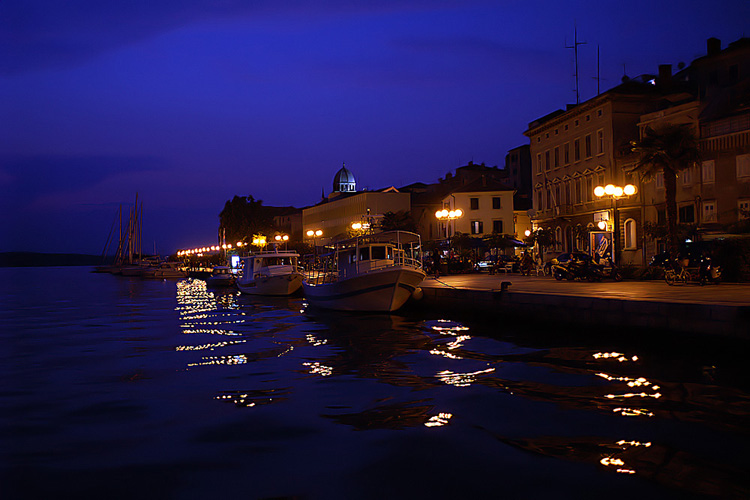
236,250 -> 303,296
150,261 -> 188,278
302,230 -> 425,312
205,265 -> 236,287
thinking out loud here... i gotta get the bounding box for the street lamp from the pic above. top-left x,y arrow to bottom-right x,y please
435,208 -> 463,239
593,184 -> 637,264
306,229 -> 323,257
252,234 -> 267,251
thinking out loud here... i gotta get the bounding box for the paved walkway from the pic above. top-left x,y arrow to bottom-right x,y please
420,273 -> 750,307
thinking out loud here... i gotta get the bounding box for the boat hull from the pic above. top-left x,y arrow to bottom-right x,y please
303,267 -> 425,312
237,273 -> 303,296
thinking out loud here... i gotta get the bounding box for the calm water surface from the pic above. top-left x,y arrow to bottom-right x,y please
1,267 -> 748,499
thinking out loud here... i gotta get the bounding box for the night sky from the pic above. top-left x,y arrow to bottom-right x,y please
2,1 -> 748,255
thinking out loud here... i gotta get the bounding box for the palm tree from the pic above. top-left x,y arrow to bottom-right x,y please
630,124 -> 701,258
379,210 -> 417,232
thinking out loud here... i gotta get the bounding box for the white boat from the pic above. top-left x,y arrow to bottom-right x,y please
150,261 -> 188,278
205,265 -> 236,287
303,230 -> 425,312
236,250 -> 304,296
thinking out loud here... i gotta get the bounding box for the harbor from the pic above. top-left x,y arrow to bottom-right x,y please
2,266 -> 749,499
414,274 -> 750,340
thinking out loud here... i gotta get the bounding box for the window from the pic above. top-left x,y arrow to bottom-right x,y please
737,154 -> 750,178
371,246 -> 386,260
597,130 -> 604,154
470,220 -> 483,234
575,178 -> 582,204
585,177 -> 593,202
470,198 -> 479,210
681,167 -> 692,186
679,205 -> 695,223
585,135 -> 592,157
546,189 -> 551,210
537,189 -> 543,211
554,147 -> 560,168
492,220 -> 503,233
574,139 -> 580,161
359,248 -> 370,260
536,153 -> 542,174
545,151 -> 550,171
555,185 -> 561,206
702,201 -> 717,222
739,199 -> 750,220
597,173 -> 605,187
624,219 -> 637,249
492,197 -> 501,209
564,143 -> 570,164
656,172 -> 664,189
586,114 -> 590,122
564,182 -> 571,205
597,109 -> 603,117
555,227 -> 563,251
702,160 -> 715,183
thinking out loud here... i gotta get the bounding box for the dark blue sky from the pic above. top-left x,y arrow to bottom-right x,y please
2,0 -> 748,254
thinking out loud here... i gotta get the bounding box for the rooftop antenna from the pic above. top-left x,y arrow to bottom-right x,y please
592,44 -> 601,95
565,25 -> 587,104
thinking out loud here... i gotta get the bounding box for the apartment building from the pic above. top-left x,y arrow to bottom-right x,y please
524,81 -> 672,265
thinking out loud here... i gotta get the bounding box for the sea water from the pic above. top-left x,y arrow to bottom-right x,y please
1,267 -> 748,499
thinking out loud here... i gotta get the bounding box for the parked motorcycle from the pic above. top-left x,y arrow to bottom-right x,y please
589,259 -> 623,281
552,255 -> 598,282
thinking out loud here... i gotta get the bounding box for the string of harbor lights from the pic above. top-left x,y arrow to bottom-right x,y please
177,242 -> 245,257
176,234 -> 289,257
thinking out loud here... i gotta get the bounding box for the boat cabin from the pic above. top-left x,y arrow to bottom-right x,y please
337,243 -> 412,278
241,253 -> 299,279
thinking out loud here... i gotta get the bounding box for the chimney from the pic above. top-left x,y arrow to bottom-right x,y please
658,64 -> 672,86
707,37 -> 721,56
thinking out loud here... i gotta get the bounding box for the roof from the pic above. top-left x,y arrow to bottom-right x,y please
446,175 -> 513,194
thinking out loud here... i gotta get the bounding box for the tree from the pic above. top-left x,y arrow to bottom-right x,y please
218,195 -> 276,245
630,124 -> 701,258
483,232 -> 517,256
526,227 -> 556,260
379,210 -> 417,232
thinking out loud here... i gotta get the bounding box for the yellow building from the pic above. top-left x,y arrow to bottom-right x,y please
302,165 -> 410,243
438,176 -> 515,240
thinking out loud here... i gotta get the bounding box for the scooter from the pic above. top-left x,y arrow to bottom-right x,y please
699,256 -> 721,285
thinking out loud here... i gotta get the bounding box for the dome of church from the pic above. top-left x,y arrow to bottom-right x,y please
333,163 -> 356,193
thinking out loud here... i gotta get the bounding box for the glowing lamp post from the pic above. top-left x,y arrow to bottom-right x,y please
274,234 -> 289,249
252,234 -> 267,251
306,229 -> 322,257
435,208 -> 463,240
593,184 -> 637,264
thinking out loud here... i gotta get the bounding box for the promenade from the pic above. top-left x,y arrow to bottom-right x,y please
415,273 -> 750,340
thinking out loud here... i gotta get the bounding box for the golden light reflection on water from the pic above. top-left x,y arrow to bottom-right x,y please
214,388 -> 289,408
303,361 -> 333,376
429,319 -> 472,360
306,334 -> 327,346
437,368 -> 495,387
176,340 -> 246,351
424,412 -> 452,427
187,354 -> 248,367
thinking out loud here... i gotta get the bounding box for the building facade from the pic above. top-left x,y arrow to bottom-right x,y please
437,176 -> 515,240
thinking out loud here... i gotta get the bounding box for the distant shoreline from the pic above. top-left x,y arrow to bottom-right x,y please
0,252 -> 107,268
